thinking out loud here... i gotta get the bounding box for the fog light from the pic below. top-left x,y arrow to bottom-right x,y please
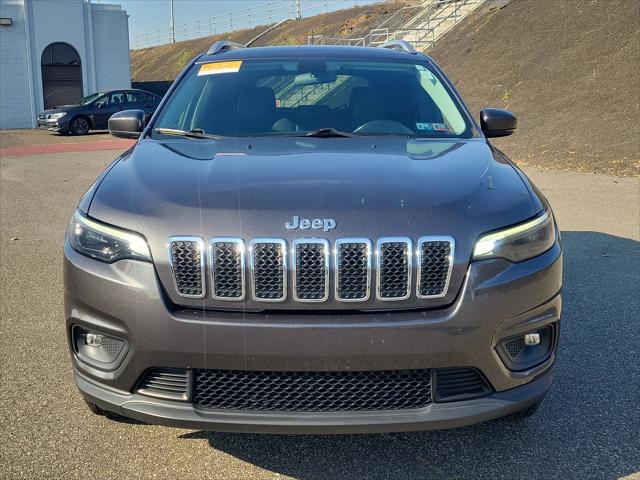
524,333 -> 541,346
72,325 -> 126,368
497,324 -> 556,371
85,333 -> 103,347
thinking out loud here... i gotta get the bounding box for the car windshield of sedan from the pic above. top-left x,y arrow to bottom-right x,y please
152,58 -> 472,138
79,92 -> 104,105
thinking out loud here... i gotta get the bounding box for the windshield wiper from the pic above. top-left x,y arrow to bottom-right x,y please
303,128 -> 354,138
154,128 -> 218,139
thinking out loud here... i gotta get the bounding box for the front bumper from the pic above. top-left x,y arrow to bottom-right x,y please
37,117 -> 70,132
77,368 -> 552,433
64,240 -> 562,433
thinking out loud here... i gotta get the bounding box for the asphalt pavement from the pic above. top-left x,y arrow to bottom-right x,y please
1,149 -> 638,480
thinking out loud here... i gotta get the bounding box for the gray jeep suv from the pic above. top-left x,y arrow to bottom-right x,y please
64,40 -> 562,433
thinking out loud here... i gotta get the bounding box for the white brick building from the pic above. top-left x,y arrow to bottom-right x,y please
0,0 -> 130,129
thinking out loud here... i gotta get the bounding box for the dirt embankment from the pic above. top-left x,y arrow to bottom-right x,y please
131,0 -> 639,176
130,1 -> 407,82
429,0 -> 640,176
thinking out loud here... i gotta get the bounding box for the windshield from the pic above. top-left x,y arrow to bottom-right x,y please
79,92 -> 104,105
152,58 -> 472,138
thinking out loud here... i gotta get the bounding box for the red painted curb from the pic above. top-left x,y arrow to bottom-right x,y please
0,139 -> 136,157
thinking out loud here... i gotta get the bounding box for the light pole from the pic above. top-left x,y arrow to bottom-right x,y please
169,0 -> 176,43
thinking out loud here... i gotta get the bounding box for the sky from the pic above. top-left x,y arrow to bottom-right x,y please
113,0 -> 379,48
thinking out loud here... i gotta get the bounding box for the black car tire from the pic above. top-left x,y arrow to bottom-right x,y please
70,116 -> 90,135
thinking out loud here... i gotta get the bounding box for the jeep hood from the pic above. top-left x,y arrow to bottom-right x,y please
87,137 -> 538,311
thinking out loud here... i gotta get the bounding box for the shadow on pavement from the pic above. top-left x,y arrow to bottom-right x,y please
181,231 -> 640,480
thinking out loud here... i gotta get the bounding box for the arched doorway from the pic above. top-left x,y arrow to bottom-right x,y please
41,42 -> 83,109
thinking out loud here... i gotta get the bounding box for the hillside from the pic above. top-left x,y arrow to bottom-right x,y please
429,0 -> 639,176
130,1 -> 407,82
130,0 -> 639,176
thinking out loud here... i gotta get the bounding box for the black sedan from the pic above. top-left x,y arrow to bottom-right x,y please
37,89 -> 162,135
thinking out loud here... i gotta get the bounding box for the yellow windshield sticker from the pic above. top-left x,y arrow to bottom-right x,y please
198,60 -> 243,76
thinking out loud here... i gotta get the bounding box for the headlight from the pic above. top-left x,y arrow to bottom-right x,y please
68,210 -> 152,263
473,210 -> 556,263
49,112 -> 67,120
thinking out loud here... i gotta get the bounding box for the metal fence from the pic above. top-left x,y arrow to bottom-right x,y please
133,0 -> 371,50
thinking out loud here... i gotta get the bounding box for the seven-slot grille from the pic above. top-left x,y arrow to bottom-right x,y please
250,239 -> 286,301
168,236 -> 454,302
210,238 -> 245,300
293,239 -> 329,302
417,237 -> 454,298
168,237 -> 205,298
377,238 -> 412,300
335,239 -> 371,301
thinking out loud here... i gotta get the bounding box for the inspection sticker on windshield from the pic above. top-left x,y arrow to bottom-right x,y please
416,122 -> 450,132
198,60 -> 243,76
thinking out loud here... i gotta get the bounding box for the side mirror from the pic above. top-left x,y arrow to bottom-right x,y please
480,108 -> 517,138
108,109 -> 145,139
95,101 -> 105,109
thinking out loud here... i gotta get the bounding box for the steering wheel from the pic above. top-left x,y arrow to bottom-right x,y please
353,120 -> 414,135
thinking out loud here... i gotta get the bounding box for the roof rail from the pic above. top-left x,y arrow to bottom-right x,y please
206,40 -> 246,55
379,40 -> 418,55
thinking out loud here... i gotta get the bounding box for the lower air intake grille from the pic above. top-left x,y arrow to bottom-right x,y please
336,240 -> 371,301
193,368 -> 432,412
434,368 -> 492,402
251,240 -> 286,301
137,368 -> 191,401
169,238 -> 204,298
418,239 -> 453,297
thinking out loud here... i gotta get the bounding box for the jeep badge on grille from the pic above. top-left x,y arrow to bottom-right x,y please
286,216 -> 336,232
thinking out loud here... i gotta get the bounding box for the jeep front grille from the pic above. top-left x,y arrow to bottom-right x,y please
417,237 -> 455,298
335,239 -> 371,301
377,238 -> 412,300
210,238 -> 245,300
292,239 -> 329,302
167,236 -> 454,303
168,237 -> 205,298
250,239 -> 286,301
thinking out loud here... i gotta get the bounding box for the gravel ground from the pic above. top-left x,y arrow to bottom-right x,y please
1,151 -> 638,480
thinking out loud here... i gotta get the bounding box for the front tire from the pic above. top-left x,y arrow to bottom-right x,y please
69,116 -> 90,135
